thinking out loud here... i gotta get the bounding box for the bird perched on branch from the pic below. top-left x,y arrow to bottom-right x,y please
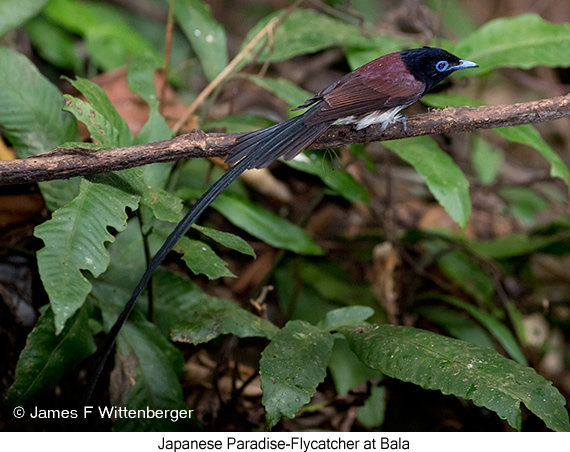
85,46 -> 477,400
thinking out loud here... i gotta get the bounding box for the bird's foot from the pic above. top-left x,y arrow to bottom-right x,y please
397,114 -> 408,132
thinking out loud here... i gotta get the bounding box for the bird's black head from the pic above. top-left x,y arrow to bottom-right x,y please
400,47 -> 478,92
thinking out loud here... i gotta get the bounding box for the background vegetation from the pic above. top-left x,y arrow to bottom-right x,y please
1,0 -> 570,432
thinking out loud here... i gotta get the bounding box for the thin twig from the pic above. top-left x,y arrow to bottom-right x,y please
159,0 -> 176,105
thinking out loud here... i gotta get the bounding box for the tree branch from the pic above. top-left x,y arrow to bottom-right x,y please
2,94 -> 569,186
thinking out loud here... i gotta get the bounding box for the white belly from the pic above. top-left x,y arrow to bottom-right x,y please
335,106 -> 406,131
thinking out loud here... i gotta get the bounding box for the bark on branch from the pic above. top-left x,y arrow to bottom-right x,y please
2,94 -> 569,186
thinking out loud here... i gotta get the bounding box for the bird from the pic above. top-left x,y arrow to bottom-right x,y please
84,47 -> 478,401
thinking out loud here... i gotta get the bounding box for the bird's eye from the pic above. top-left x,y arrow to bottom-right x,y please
435,60 -> 449,72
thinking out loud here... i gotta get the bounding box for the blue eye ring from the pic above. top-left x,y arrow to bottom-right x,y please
435,60 -> 449,72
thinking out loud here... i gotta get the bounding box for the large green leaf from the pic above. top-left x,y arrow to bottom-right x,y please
413,306 -> 496,350
260,320 -> 334,428
34,178 -> 140,333
212,192 -> 324,255
424,295 -> 527,365
5,305 -> 96,406
383,136 -> 471,229
175,0 -> 228,81
0,47 -> 78,158
0,0 -> 48,36
342,324 -> 570,432
454,14 -> 570,77
0,47 -> 80,210
112,319 -> 194,431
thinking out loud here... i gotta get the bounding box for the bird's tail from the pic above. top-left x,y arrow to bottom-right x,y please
84,106 -> 330,403
226,107 -> 331,168
83,153 -> 255,404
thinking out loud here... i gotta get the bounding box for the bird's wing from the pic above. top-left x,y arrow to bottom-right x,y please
304,71 -> 424,125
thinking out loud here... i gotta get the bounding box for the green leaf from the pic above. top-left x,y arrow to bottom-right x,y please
0,0 -> 48,36
0,47 -> 78,159
414,306 -> 496,350
454,14 -> 570,76
245,9 -> 359,63
175,0 -> 228,81
285,151 -> 370,203
319,306 -> 375,331
5,305 -> 96,406
176,236 -> 235,279
127,57 -> 173,144
193,224 -> 256,257
424,239 -> 495,304
260,320 -> 334,428
499,186 -> 549,226
25,17 -> 83,72
422,93 -> 570,188
0,47 -> 80,210
471,136 -> 504,185
466,231 -> 570,259
44,0 -> 162,72
112,319 -> 193,431
212,192 -> 324,255
275,262 -> 345,325
426,295 -> 527,365
171,296 -> 278,344
383,136 -> 471,229
63,76 -> 134,147
342,324 -> 570,431
246,9 -> 408,66
278,260 -> 378,317
141,187 -> 184,223
149,221 -> 233,279
328,338 -> 381,396
495,126 -> 570,188
357,385 -> 386,428
34,178 -> 140,333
